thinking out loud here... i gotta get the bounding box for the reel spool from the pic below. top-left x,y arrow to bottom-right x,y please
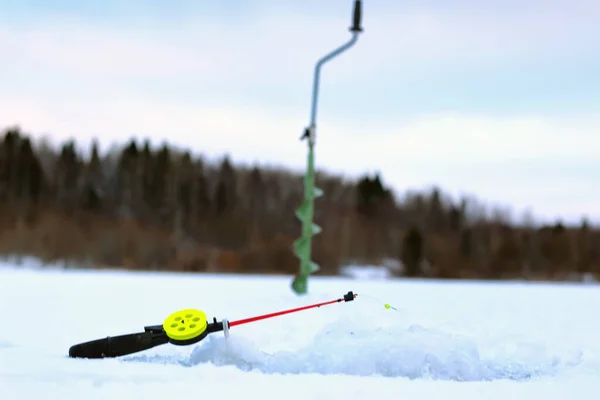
163,308 -> 210,345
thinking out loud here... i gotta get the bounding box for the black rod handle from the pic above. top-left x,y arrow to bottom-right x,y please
68,331 -> 169,359
350,0 -> 363,32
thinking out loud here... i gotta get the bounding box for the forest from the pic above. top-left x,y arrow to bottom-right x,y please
0,125 -> 598,281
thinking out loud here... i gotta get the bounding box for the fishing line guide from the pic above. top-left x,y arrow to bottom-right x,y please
68,291 -> 357,359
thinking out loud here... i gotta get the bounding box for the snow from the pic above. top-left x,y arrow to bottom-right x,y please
340,264 -> 392,279
0,261 -> 599,400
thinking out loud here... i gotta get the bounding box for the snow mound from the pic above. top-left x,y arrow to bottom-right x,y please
124,322 -> 584,381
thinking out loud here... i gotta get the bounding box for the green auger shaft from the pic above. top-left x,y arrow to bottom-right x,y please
291,0 -> 363,295
292,124 -> 323,294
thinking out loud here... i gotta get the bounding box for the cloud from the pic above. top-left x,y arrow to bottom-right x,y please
0,0 -> 598,222
2,85 -> 598,164
353,112 -> 600,165
1,0 -> 597,86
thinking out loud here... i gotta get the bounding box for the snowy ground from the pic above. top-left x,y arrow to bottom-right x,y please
0,262 -> 599,399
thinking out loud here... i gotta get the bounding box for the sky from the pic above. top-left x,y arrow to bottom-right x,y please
0,0 -> 599,225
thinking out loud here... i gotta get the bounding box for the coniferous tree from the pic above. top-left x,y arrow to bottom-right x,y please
54,140 -> 82,211
16,137 -> 43,203
402,225 -> 424,277
80,140 -> 104,211
0,128 -> 21,201
214,155 -> 236,217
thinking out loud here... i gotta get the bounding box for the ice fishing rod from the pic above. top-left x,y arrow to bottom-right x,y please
68,291 -> 357,359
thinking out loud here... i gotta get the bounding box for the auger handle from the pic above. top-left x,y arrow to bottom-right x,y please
350,0 -> 363,32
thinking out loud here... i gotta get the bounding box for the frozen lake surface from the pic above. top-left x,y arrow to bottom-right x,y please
0,263 -> 599,399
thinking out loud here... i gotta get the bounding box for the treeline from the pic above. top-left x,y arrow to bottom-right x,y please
0,125 -> 598,281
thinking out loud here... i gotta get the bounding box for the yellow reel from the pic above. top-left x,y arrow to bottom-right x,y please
163,308 -> 208,345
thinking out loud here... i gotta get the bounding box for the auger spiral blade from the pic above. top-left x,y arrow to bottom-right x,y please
292,140 -> 323,294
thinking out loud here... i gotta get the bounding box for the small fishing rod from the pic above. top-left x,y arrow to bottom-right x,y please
68,291 -> 358,359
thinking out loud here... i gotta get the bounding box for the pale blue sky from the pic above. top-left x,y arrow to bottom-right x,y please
0,0 -> 599,225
